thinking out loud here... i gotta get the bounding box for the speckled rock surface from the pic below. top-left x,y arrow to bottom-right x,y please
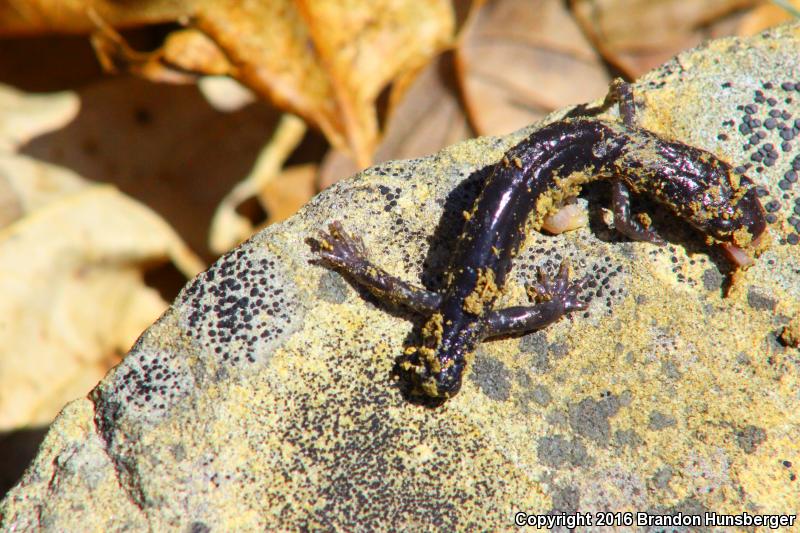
3,24 -> 800,532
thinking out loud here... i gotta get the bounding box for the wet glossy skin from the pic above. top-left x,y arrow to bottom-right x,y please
310,83 -> 767,403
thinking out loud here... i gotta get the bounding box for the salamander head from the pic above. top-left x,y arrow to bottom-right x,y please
687,172 -> 767,266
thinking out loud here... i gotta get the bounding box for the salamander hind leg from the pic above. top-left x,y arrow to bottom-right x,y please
481,260 -> 591,339
308,221 -> 442,314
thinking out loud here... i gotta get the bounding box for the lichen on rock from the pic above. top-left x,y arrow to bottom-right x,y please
3,23 -> 800,531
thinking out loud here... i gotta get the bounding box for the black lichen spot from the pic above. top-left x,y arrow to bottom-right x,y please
537,435 -> 590,469
469,350 -> 511,401
182,246 -> 301,368
736,425 -> 767,454
746,287 -> 777,312
93,344 -> 192,422
648,411 -> 677,430
568,395 -> 622,444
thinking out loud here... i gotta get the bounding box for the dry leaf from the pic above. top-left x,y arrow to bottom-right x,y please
7,0 -> 456,198
80,0 -> 455,167
258,163 -> 318,225
91,21 -> 234,85
737,0 -> 800,35
0,84 -> 79,152
302,0 -> 455,164
209,114 -> 307,253
318,150 -> 362,190
21,76 -> 285,259
161,28 -> 232,76
198,76 -> 257,113
458,0 -> 610,136
571,0 -> 756,77
375,53 -> 472,162
0,0 -> 189,36
0,155 -> 203,431
0,82 -> 203,431
319,52 -> 471,188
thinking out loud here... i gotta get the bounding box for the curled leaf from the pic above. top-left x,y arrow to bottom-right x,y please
458,0 -> 609,135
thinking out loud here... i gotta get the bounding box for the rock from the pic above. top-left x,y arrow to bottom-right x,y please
3,23 -> 800,531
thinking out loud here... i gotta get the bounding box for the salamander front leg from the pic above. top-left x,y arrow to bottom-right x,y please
308,221 -> 443,314
612,181 -> 666,245
608,78 -> 636,127
481,261 -> 590,339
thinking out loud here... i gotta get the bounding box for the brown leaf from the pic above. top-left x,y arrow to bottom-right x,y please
571,0 -> 757,78
4,1 -> 455,167
737,1 -> 800,36
0,84 -> 78,152
91,17 -> 230,84
209,114 -> 307,253
195,0 -> 455,167
161,28 -> 233,76
319,52 -> 471,188
21,76 -> 286,260
0,0 -> 190,36
457,0 -> 610,136
259,164 -> 318,225
0,156 -> 202,431
0,81 -> 208,432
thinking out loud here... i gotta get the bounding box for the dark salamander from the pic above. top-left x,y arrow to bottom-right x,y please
309,81 -> 767,402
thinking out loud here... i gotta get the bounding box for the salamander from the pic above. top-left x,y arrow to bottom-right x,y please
309,80 -> 767,403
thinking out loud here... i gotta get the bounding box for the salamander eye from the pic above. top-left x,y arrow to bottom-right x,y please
701,216 -> 735,241
714,217 -> 735,232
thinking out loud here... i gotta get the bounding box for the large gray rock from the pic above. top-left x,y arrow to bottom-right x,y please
3,23 -> 800,532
